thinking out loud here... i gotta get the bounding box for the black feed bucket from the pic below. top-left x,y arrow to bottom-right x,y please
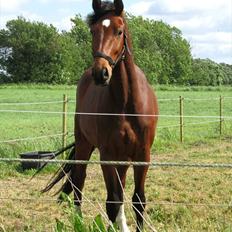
20,151 -> 54,170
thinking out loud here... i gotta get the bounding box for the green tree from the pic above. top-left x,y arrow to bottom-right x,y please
2,14 -> 230,86
190,59 -> 226,86
127,15 -> 163,84
220,63 -> 232,85
127,15 -> 192,85
69,15 -> 92,80
56,32 -> 81,84
0,17 -> 65,83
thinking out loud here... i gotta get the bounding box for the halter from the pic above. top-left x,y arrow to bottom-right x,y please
93,33 -> 131,69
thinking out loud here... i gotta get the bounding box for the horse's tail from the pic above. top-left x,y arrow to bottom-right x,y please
41,146 -> 75,195
32,142 -> 75,178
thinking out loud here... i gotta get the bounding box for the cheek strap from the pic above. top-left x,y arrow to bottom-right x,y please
93,33 -> 131,68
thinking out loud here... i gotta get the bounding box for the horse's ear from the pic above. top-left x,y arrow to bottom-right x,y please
92,0 -> 101,13
114,0 -> 124,15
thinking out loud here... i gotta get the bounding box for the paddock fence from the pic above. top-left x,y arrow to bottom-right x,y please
0,95 -> 232,230
0,93 -> 232,167
0,94 -> 232,146
0,94 -> 232,170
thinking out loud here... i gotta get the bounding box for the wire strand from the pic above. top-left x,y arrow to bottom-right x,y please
0,109 -> 232,119
0,100 -> 65,106
0,158 -> 232,168
0,197 -> 230,208
0,133 -> 65,143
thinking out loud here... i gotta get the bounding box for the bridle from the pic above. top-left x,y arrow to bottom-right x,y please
93,33 -> 131,69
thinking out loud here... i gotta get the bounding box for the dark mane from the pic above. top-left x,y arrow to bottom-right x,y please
86,1 -> 116,26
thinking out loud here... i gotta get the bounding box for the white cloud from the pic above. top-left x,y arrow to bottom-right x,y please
38,0 -> 50,3
20,11 -> 44,22
129,1 -> 154,15
190,32 -> 232,63
0,0 -> 29,13
38,0 -> 85,3
58,0 -> 85,2
192,43 -> 232,63
0,14 -> 16,28
0,0 -> 35,29
52,16 -> 74,31
130,0 -> 230,15
188,32 -> 232,45
152,0 -> 227,14
129,0 -> 232,32
0,11 -> 43,29
128,0 -> 232,64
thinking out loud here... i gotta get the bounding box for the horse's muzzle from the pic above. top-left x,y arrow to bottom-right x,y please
92,67 -> 111,86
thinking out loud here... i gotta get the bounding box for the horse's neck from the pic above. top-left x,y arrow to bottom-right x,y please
110,58 -> 143,112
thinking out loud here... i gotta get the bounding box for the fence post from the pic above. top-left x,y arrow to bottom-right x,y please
219,95 -> 223,136
62,94 -> 68,157
179,96 -> 184,143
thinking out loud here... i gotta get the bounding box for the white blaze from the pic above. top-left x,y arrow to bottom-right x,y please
102,19 -> 111,27
116,205 -> 130,232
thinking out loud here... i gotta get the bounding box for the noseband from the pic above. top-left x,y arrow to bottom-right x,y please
93,33 -> 131,69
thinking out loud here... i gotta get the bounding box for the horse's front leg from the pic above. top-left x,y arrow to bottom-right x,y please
132,153 -> 150,232
115,166 -> 130,232
101,157 -> 130,232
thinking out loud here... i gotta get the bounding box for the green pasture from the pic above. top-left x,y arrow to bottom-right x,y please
0,85 -> 232,231
0,84 -> 231,158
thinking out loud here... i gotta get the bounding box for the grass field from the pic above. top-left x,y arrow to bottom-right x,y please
0,84 -> 231,157
0,84 -> 232,231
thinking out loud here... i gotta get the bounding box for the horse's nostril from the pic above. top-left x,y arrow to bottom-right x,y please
101,68 -> 109,81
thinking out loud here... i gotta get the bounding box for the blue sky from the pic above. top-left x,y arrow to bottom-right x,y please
1,0 -> 232,64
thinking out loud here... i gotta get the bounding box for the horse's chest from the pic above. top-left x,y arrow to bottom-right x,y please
119,123 -> 137,145
109,121 -> 139,157
80,114 -> 141,157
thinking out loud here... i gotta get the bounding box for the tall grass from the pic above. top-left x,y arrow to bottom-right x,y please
54,194 -> 117,232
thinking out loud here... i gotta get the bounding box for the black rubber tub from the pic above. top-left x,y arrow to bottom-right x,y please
20,151 -> 54,170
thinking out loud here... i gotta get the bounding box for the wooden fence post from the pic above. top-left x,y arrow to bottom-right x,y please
219,95 -> 223,136
179,96 -> 184,143
62,94 -> 68,157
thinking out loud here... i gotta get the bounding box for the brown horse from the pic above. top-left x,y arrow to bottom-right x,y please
43,0 -> 158,231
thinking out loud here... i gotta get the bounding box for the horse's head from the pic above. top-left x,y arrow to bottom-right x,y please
89,0 -> 126,86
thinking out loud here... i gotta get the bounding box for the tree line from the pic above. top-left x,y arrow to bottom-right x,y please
0,15 -> 231,85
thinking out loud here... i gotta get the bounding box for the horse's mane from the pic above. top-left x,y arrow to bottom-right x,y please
86,1 -> 116,26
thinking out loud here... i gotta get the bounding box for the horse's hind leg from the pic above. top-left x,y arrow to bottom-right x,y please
61,135 -> 94,210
